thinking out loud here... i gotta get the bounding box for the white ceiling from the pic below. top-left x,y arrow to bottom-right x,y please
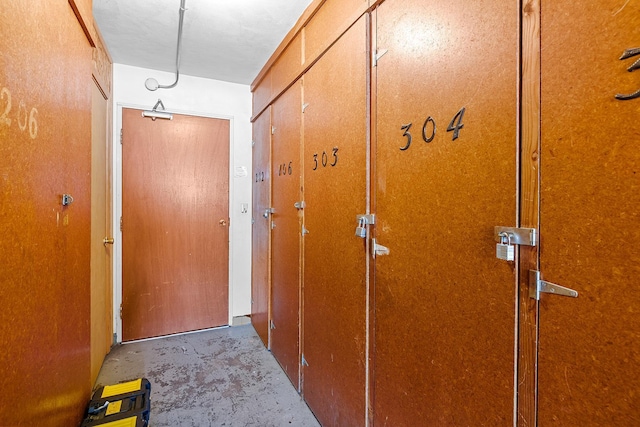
93,0 -> 313,85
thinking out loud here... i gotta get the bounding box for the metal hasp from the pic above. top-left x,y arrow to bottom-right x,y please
529,270 -> 578,300
263,207 -> 275,218
494,226 -> 537,246
61,194 -> 74,206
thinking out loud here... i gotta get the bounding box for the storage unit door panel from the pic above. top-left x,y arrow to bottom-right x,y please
538,2 -> 640,424
373,0 -> 519,424
271,81 -> 303,388
302,16 -> 368,427
252,108 -> 271,347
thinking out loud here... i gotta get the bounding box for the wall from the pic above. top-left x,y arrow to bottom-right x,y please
112,64 -> 253,338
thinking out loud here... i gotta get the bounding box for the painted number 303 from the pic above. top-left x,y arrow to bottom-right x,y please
400,107 -> 465,151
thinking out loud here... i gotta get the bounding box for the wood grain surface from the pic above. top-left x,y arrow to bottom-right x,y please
122,109 -> 230,341
252,108 -> 272,348
372,0 -> 519,424
0,2 -> 93,425
271,81 -> 304,390
302,16 -> 368,427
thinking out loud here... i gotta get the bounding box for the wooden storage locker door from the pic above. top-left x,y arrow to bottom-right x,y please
0,2 -> 92,425
537,1 -> 640,424
302,17 -> 368,427
373,0 -> 519,424
271,81 -> 303,388
252,108 -> 271,347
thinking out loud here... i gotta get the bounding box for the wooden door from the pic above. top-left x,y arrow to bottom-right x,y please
373,0 -> 519,424
302,16 -> 368,426
122,109 -> 229,341
91,80 -> 112,384
0,2 -> 93,424
252,107 -> 271,348
536,1 -> 640,424
271,81 -> 303,388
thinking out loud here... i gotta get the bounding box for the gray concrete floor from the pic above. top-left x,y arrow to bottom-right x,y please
96,324 -> 320,427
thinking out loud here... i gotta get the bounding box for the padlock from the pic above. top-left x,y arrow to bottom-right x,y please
355,217 -> 366,238
496,232 -> 515,261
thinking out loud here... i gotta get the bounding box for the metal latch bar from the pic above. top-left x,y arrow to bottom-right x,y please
372,238 -> 390,259
529,270 -> 578,300
494,226 -> 537,246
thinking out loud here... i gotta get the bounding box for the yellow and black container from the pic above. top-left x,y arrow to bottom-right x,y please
82,378 -> 151,427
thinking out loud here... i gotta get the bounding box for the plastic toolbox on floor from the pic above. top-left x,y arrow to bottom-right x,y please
81,378 -> 151,427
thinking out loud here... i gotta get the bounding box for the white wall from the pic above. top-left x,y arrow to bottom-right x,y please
111,64 -> 253,339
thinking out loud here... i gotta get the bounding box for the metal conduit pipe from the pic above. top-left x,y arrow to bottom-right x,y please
145,0 -> 187,91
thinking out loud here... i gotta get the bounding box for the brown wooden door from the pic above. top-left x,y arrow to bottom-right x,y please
91,80 -> 112,384
252,107 -> 271,348
271,81 -> 303,388
536,2 -> 640,424
122,109 -> 229,341
302,16 -> 368,426
0,2 -> 93,424
373,0 -> 519,424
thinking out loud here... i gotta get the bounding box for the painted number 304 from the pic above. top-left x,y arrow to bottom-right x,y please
400,107 -> 465,151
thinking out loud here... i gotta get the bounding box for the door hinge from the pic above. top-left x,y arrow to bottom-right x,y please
271,126 -> 276,135
302,226 -> 309,236
374,48 -> 388,66
270,320 -> 276,330
529,270 -> 578,300
251,140 -> 255,147
301,354 -> 309,367
120,216 -> 123,232
119,303 -> 123,319
120,128 -> 123,145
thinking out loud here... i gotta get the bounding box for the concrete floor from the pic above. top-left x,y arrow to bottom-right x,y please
96,324 -> 321,427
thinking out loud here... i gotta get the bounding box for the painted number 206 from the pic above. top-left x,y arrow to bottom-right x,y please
0,85 -> 38,139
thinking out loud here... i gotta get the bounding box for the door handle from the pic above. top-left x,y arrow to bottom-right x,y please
103,237 -> 114,246
219,219 -> 227,226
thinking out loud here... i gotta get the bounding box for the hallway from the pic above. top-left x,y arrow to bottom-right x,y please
96,325 -> 320,426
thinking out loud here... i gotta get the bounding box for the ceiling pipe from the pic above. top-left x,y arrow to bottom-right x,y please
145,0 -> 187,91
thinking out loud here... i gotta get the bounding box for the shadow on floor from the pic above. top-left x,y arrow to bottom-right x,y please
96,324 -> 320,427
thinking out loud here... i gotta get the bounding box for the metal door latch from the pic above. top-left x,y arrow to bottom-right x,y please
355,214 -> 375,239
494,226 -> 537,246
529,270 -> 578,300
372,238 -> 390,258
263,207 -> 275,218
294,201 -> 305,210
61,194 -> 74,206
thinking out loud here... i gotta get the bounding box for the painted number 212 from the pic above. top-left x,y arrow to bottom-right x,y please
400,107 -> 465,151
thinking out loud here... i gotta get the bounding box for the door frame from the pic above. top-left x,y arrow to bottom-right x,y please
112,103 -> 235,343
